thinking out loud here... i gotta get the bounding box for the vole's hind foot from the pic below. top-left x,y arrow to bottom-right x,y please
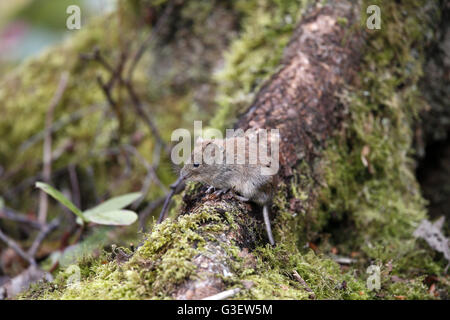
232,194 -> 250,202
263,205 -> 275,246
228,189 -> 249,202
213,188 -> 230,197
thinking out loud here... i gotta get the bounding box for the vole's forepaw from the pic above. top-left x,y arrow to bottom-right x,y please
206,186 -> 216,194
213,188 -> 230,197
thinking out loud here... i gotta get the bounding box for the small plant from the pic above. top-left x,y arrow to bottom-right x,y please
35,182 -> 140,226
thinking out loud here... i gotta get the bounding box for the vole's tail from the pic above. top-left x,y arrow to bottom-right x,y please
263,205 -> 275,246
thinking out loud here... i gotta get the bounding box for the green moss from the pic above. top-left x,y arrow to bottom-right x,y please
230,244 -> 370,300
19,200 -> 240,299
337,17 -> 348,26
314,0 -> 446,298
20,188 -> 371,300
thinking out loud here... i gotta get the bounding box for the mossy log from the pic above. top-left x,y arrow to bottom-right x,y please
170,2 -> 364,299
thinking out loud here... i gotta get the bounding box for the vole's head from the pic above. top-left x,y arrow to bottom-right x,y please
180,138 -> 225,182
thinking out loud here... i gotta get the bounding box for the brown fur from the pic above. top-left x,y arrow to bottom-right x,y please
180,136 -> 278,205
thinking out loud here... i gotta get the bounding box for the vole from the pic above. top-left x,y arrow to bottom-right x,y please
175,134 -> 278,245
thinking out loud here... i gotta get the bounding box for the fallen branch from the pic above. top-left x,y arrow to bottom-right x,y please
157,175 -> 185,224
126,0 -> 177,80
0,229 -> 35,266
38,72 -> 70,224
202,288 -> 241,300
27,218 -> 60,258
138,196 -> 165,232
293,270 -> 316,299
0,207 -> 42,229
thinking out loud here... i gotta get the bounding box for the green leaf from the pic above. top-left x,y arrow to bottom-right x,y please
82,192 -> 141,220
35,182 -> 86,222
86,210 -> 138,226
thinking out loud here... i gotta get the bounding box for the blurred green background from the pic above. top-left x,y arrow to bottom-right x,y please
0,0 -> 116,67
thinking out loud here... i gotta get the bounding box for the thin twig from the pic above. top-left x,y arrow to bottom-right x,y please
152,141 -> 162,168
202,288 -> 241,300
85,52 -> 169,155
293,270 -> 316,299
27,218 -> 60,258
38,72 -> 69,224
0,229 -> 35,266
68,164 -> 81,209
85,165 -> 100,204
139,196 -> 165,232
96,75 -> 118,109
4,166 -> 69,201
124,145 -> 167,191
80,47 -> 115,74
156,176 -> 185,224
126,0 -> 177,80
0,207 -> 42,229
81,3 -> 174,156
330,255 -> 356,265
93,145 -> 167,208
157,189 -> 176,224
122,80 -> 168,153
18,104 -> 103,153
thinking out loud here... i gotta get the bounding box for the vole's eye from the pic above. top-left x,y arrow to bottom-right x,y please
193,163 -> 200,168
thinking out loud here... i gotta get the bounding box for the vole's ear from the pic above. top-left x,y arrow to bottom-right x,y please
205,140 -> 224,153
201,139 -> 215,149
